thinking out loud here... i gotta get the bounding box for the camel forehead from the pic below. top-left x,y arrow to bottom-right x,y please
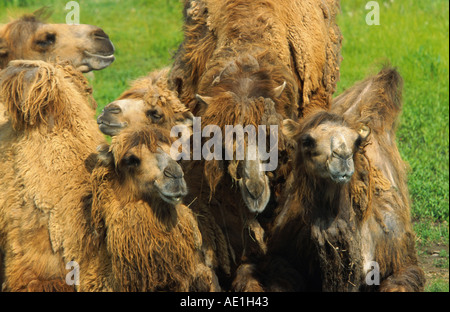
115,99 -> 145,113
311,122 -> 358,148
39,23 -> 95,36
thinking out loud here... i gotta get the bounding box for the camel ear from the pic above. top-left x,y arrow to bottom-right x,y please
358,124 -> 371,140
96,143 -> 114,166
174,110 -> 194,127
273,81 -> 287,98
282,119 -> 300,139
195,94 -> 213,111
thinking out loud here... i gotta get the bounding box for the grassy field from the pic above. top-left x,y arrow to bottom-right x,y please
1,0 -> 448,291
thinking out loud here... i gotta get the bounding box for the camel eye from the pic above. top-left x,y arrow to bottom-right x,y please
36,33 -> 56,48
147,109 -> 163,122
301,134 -> 316,149
123,155 -> 141,167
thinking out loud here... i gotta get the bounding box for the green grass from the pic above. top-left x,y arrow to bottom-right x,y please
1,0 -> 449,291
337,0 -> 449,245
426,279 -> 450,292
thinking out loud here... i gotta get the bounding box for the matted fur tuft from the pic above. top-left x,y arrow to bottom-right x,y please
0,60 -> 95,132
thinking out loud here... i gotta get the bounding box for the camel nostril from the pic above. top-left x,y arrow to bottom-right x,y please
104,104 -> 121,114
91,29 -> 109,40
164,166 -> 183,180
244,179 -> 265,200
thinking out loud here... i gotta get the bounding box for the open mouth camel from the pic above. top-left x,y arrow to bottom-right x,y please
0,9 -> 116,284
0,8 -> 115,73
0,9 -> 115,126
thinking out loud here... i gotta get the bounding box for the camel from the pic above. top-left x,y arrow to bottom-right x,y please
169,0 -> 342,213
0,8 -> 115,72
87,125 -> 219,291
170,0 -> 341,212
97,68 -> 193,137
0,60 -> 106,291
330,67 -> 409,207
252,106 -> 425,291
0,10 -> 116,258
167,0 -> 342,290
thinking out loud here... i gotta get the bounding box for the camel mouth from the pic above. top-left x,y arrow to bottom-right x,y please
158,190 -> 185,205
239,176 -> 271,214
97,117 -> 127,136
81,51 -> 115,72
84,50 -> 116,60
96,118 -> 127,128
330,174 -> 352,184
326,161 -> 353,184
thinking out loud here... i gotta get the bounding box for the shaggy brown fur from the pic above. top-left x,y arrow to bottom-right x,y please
179,54 -> 292,290
0,60 -> 105,291
169,0 -> 342,290
0,8 -> 114,154
257,108 -> 425,291
88,126 -> 219,291
170,0 -> 342,117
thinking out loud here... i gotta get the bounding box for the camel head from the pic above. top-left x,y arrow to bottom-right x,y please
282,110 -> 370,184
0,10 -> 115,72
97,69 -> 193,136
98,125 -> 188,206
97,98 -> 148,136
195,54 -> 287,213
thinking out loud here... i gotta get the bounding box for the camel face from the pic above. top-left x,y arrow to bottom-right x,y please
28,23 -> 115,72
103,127 -> 188,205
0,15 -> 115,72
194,55 -> 287,213
97,99 -> 147,136
237,149 -> 271,213
298,121 -> 368,184
97,69 -> 194,138
120,145 -> 187,205
197,93 -> 275,213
